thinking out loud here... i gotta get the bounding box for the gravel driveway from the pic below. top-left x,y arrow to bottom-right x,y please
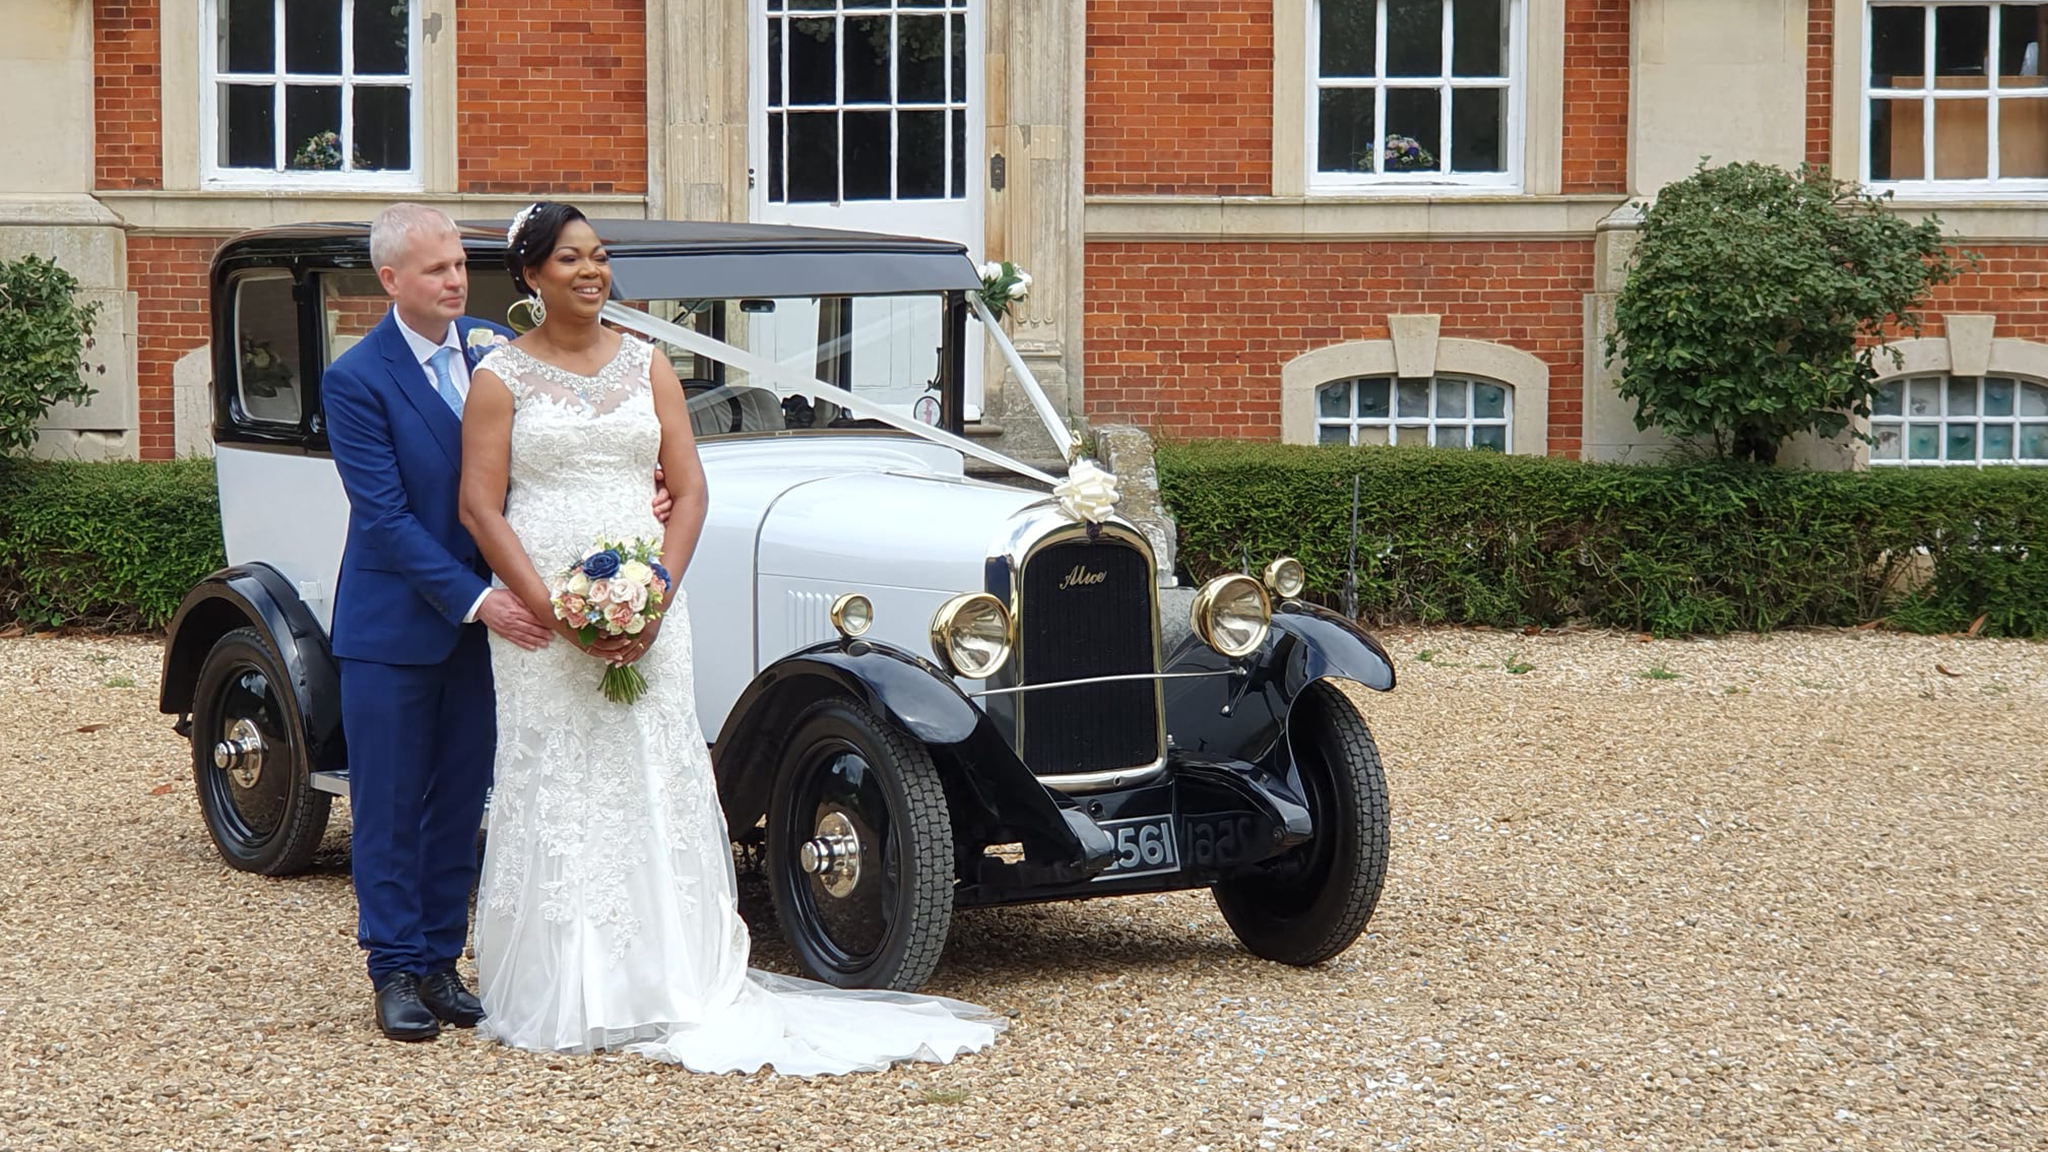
2,628 -> 2042,1151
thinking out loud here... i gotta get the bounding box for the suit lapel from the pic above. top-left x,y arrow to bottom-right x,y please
377,313 -> 463,469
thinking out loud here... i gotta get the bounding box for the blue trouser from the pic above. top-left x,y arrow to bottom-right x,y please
339,627 -> 495,986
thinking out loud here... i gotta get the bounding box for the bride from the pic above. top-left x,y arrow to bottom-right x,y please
456,201 -> 1004,1074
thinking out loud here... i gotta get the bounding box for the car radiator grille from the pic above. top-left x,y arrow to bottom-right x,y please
1016,537 -> 1160,774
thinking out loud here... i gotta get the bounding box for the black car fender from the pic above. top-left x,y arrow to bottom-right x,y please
1160,598 -> 1395,767
712,639 -> 1115,871
159,563 -> 346,772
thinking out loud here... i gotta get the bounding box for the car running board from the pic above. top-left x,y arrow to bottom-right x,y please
310,770 -> 350,797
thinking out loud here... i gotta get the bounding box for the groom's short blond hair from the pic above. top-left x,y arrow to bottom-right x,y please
369,203 -> 459,273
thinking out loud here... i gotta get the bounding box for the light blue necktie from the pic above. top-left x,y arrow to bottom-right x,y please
427,346 -> 463,417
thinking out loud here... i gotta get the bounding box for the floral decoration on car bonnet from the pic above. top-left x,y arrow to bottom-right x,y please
1051,458 -> 1120,525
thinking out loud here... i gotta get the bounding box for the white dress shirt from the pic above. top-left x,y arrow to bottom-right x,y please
393,313 -> 491,625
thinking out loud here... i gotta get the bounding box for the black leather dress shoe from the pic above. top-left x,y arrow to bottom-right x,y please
375,972 -> 442,1041
418,968 -> 485,1027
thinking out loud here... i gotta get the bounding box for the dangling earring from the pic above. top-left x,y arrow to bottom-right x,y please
530,294 -> 546,326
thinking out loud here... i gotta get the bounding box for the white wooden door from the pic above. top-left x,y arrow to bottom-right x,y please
749,0 -> 984,417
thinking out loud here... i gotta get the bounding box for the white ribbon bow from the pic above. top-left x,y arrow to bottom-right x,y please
1053,458 -> 1121,524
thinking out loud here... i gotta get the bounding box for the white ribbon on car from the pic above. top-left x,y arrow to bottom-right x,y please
1053,457 -> 1121,524
602,301 -> 1073,489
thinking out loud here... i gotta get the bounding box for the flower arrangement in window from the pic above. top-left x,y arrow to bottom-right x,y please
239,336 -> 293,398
1382,135 -> 1436,172
290,131 -> 370,172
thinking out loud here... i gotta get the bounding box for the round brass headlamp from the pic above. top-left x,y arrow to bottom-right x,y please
1262,556 -> 1306,600
1191,574 -> 1272,658
929,592 -> 1012,679
829,592 -> 873,638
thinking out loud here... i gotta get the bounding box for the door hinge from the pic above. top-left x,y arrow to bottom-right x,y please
990,152 -> 1006,192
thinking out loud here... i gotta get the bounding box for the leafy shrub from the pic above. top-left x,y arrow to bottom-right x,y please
0,458 -> 224,630
1157,441 -> 2047,637
1606,162 -> 1974,463
0,254 -> 104,455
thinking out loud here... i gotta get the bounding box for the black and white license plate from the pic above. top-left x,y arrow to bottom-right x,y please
1093,814 -> 1180,880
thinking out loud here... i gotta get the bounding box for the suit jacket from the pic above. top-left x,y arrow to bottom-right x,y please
322,310 -> 514,665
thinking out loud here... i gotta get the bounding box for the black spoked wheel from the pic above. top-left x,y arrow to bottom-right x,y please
190,627 -> 329,875
1213,680 -> 1390,965
766,697 -> 953,992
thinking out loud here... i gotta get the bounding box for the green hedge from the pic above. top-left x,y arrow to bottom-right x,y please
1157,442 -> 2048,637
0,458 -> 224,630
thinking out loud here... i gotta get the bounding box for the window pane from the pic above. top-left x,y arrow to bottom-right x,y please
1473,382 -> 1506,418
1472,424 -> 1507,452
285,86 -> 343,170
950,109 -> 966,198
951,15 -> 966,102
1869,5 -> 1925,88
1318,424 -> 1352,446
1984,377 -> 2015,415
1908,378 -> 1941,416
1450,87 -> 1505,171
1874,379 -> 1904,416
2023,382 -> 2048,415
1396,424 -> 1429,446
1384,89 -> 1442,170
1396,378 -> 1429,417
1436,425 -> 1468,448
355,0 -> 409,75
1317,88 -> 1378,172
2000,98 -> 2048,178
1999,5 -> 2048,76
285,0 -> 343,74
1946,377 -> 1978,414
1357,378 -> 1391,418
1318,381 -> 1352,418
1872,424 -> 1903,460
222,0 -> 273,73
2021,424 -> 2048,458
1452,0 -> 1503,77
769,19 -> 783,107
786,112 -> 838,201
768,112 -> 785,201
789,18 -> 836,106
235,275 -> 303,425
844,16 -> 890,103
898,110 -> 947,199
844,111 -> 891,199
1946,424 -> 1978,460
1934,99 -> 1990,178
900,16 -> 947,103
1908,423 -> 1941,459
1386,0 -> 1444,77
1935,5 -> 1991,88
221,84 -> 275,168
1984,424 -> 2015,459
353,87 -> 409,171
1434,380 -> 1466,418
1319,0 -> 1378,78
1870,98 -> 1924,180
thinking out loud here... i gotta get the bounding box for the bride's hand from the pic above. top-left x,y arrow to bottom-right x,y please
615,618 -> 660,665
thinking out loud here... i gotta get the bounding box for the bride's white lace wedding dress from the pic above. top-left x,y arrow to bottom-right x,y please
468,336 -> 1003,1075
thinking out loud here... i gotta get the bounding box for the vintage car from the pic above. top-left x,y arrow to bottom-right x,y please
159,220 -> 1396,991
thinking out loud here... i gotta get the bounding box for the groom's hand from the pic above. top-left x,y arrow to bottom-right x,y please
479,589 -> 551,650
651,467 -> 674,524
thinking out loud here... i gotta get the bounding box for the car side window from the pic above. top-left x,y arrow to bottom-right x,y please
317,272 -> 389,367
233,272 -> 304,426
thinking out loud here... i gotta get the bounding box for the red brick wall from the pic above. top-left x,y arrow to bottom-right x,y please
1561,0 -> 1629,194
456,2 -> 648,194
1083,240 -> 1593,456
1085,0 -> 1274,195
1914,249 -> 2048,343
94,1 -> 162,190
129,237 -> 218,460
1806,0 -> 1833,168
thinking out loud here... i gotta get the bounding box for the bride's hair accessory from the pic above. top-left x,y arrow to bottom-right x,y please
506,202 -> 542,251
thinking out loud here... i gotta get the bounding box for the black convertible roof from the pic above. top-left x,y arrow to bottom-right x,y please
213,218 -> 985,299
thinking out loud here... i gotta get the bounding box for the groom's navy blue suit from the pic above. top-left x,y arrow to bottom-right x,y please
322,309 -> 512,986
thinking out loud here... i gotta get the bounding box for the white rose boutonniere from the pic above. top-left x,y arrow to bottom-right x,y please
465,327 -> 509,352
1053,458 -> 1121,525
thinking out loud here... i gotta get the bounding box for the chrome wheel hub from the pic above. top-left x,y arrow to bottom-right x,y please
798,810 -> 863,898
213,718 -> 266,789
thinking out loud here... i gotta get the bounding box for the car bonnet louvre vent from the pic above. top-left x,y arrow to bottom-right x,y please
1016,537 -> 1159,774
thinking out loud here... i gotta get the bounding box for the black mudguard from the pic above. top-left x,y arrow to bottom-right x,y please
158,564 -> 346,773
711,639 -> 1115,871
1160,599 -> 1395,768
